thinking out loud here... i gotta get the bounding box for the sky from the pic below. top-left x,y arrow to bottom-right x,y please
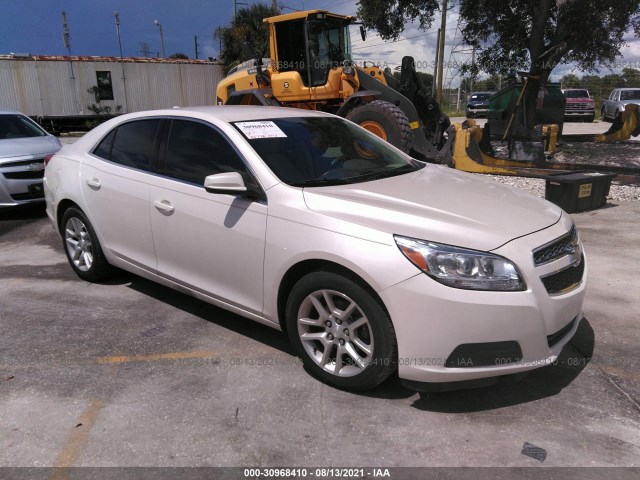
1,0 -> 639,87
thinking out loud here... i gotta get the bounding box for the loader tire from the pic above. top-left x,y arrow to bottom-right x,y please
346,100 -> 413,153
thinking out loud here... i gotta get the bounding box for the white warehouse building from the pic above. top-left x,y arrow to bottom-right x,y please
0,54 -> 224,131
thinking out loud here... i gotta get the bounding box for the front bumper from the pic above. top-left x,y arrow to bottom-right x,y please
565,111 -> 595,118
0,155 -> 48,207
380,215 -> 586,386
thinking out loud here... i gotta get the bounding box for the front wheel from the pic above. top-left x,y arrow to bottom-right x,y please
601,107 -> 607,122
285,271 -> 397,391
61,207 -> 113,282
345,100 -> 413,153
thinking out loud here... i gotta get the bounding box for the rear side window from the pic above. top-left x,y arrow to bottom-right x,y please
164,119 -> 248,185
94,120 -> 161,171
93,129 -> 116,160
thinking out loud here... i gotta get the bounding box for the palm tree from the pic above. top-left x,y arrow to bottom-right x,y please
220,3 -> 278,75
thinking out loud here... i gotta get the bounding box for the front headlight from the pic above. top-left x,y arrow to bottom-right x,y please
394,235 -> 526,291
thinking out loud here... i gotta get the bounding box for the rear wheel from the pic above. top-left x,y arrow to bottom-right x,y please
346,100 -> 413,153
286,271 -> 397,391
601,107 -> 607,122
61,207 -> 113,282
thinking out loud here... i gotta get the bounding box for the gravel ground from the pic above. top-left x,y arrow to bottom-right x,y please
483,174 -> 640,202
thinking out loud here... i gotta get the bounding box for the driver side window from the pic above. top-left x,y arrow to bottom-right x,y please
163,120 -> 253,187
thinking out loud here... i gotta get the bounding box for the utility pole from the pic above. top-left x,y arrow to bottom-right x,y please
214,26 -> 223,58
61,10 -> 74,78
272,0 -> 278,12
194,35 -> 199,59
114,12 -> 125,78
233,0 -> 248,17
470,45 -> 476,94
436,0 -> 447,104
432,28 -> 440,97
115,11 -> 128,113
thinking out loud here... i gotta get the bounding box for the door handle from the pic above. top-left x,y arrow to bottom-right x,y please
86,178 -> 101,189
154,200 -> 175,214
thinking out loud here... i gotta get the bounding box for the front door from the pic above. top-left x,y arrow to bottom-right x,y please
148,119 -> 267,314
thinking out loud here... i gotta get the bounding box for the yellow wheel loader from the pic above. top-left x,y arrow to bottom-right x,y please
216,10 -> 454,163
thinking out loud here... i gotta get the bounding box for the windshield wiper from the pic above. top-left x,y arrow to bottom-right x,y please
354,162 -> 423,182
289,178 -> 355,187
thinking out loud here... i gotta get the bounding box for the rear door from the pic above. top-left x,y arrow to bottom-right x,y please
148,118 -> 267,314
80,119 -> 163,270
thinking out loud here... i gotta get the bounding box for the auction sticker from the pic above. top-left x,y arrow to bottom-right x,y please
236,121 -> 287,139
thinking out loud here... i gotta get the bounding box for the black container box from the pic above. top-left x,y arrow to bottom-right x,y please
545,171 -> 615,213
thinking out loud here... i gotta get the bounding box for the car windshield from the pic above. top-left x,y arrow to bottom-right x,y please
621,90 -> 640,100
563,90 -> 589,98
233,117 -> 424,187
0,114 -> 47,140
470,93 -> 492,101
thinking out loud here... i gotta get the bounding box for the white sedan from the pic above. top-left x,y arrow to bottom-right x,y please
44,106 -> 586,391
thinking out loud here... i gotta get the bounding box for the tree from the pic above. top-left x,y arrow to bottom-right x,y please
560,73 -> 580,88
220,3 -> 278,75
473,74 -> 503,92
358,0 -> 640,132
169,53 -> 189,59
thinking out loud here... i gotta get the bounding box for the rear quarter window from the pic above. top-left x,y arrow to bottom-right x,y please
92,120 -> 162,171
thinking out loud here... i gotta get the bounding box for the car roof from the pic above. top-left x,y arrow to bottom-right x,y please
121,105 -> 333,123
61,106 -> 338,154
615,88 -> 640,91
0,109 -> 25,115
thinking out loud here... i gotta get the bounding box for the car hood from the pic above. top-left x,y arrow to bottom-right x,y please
302,165 -> 562,252
0,136 -> 61,160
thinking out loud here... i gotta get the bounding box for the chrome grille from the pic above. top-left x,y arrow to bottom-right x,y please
566,102 -> 593,111
541,255 -> 585,295
533,226 -> 579,266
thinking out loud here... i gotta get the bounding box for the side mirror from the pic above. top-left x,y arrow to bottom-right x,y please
360,25 -> 367,42
204,172 -> 247,194
204,172 -> 263,199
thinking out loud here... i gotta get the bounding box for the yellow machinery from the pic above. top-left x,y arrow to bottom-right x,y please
216,10 -> 454,163
451,105 -> 640,177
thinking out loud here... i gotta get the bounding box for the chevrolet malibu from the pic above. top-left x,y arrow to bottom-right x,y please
1,109 -> 61,207
44,106 -> 586,391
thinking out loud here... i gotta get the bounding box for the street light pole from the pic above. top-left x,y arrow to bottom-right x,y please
154,19 -> 165,58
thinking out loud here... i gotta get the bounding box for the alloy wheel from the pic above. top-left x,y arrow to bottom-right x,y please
65,217 -> 93,272
297,289 -> 374,377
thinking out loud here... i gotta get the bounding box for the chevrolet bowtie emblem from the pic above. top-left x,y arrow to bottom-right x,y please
27,162 -> 45,172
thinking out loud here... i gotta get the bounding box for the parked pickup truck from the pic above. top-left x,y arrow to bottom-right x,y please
601,88 -> 640,121
562,89 -> 595,122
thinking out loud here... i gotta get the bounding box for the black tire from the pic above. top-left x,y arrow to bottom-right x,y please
345,100 -> 413,153
285,271 -> 397,391
61,207 -> 113,282
601,107 -> 607,122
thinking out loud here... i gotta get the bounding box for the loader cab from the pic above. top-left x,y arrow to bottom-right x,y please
266,10 -> 352,89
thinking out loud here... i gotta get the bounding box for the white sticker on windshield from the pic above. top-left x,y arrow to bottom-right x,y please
236,121 -> 287,139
